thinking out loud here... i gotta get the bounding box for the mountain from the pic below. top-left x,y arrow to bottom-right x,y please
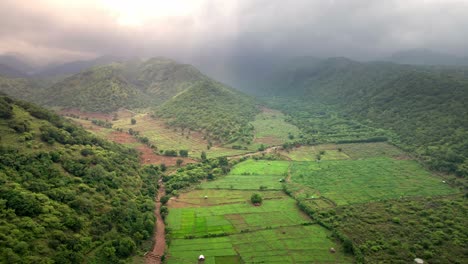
0,94 -> 159,262
0,54 -> 35,74
156,80 -> 258,143
260,57 -> 468,177
42,58 -> 211,112
34,55 -> 123,77
43,63 -> 148,112
0,76 -> 43,102
385,49 -> 468,66
0,64 -> 27,78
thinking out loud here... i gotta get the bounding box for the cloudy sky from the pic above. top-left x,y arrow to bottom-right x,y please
1,0 -> 468,66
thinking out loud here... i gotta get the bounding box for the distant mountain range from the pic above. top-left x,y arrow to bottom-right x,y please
383,49 -> 468,66
0,63 -> 28,78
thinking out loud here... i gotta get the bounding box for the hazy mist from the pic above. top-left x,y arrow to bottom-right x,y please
1,0 -> 468,67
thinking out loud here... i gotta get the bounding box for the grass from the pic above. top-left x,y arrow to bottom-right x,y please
281,145 -> 350,161
250,109 -> 300,147
281,142 -> 404,161
290,158 -> 458,206
202,160 -> 290,190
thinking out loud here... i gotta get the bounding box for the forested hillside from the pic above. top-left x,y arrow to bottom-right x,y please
0,76 -> 42,103
261,58 -> 468,177
44,64 -> 148,112
156,80 -> 258,143
40,58 -> 208,112
0,94 -> 159,263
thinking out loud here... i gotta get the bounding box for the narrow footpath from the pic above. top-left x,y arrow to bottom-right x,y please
145,179 -> 166,264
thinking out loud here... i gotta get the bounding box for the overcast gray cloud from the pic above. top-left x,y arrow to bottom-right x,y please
0,0 -> 468,66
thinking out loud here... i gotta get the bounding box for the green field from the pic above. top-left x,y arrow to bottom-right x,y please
167,192 -> 309,238
290,157 -> 458,206
202,160 -> 290,190
250,109 -> 300,147
281,142 -> 404,161
167,225 -> 353,264
166,158 -> 353,263
281,145 -> 350,161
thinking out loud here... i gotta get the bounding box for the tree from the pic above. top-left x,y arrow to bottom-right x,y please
131,118 -> 136,125
250,193 -> 262,204
201,151 -> 207,161
176,159 -> 183,167
179,150 -> 189,157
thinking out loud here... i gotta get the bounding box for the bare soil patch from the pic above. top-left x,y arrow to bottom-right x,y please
108,131 -> 138,144
137,145 -> 197,166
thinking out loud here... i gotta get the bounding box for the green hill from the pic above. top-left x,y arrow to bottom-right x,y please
43,63 -> 147,112
41,58 -> 209,112
262,58 -> 468,177
156,80 -> 258,143
0,94 -> 159,262
0,76 -> 43,103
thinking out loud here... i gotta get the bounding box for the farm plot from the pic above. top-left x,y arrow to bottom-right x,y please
202,160 -> 290,190
166,193 -> 309,239
290,158 -> 458,206
167,225 -> 353,264
250,108 -> 300,147
281,142 -> 405,161
168,189 -> 285,208
113,113 -> 250,158
337,142 -> 405,159
281,145 -> 350,161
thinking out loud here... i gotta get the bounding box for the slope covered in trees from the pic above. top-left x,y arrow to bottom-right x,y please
261,58 -> 468,177
156,80 -> 258,143
40,58 -> 209,112
0,94 -> 159,263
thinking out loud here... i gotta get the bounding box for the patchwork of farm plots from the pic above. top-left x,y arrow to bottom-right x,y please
166,142 -> 458,263
168,225 -> 352,264
166,160 -> 353,263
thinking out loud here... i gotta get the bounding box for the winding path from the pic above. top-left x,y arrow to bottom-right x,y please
145,179 -> 166,264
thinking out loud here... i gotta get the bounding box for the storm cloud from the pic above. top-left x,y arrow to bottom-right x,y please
1,0 -> 468,65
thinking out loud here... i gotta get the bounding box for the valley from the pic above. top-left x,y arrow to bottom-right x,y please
0,56 -> 466,264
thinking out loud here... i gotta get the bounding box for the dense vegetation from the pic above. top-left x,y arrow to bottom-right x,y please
317,196 -> 467,263
156,80 -> 258,143
261,58 -> 468,178
0,76 -> 43,104
0,95 -> 159,263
